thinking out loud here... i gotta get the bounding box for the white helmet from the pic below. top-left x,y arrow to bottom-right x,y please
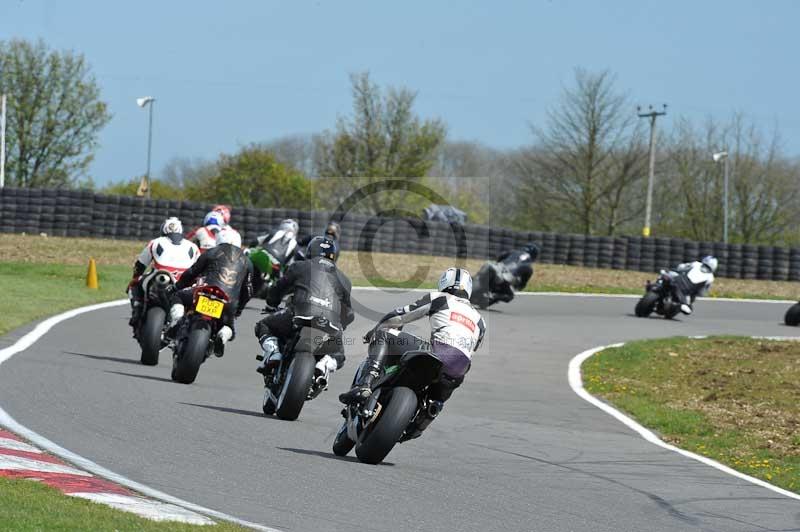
701,255 -> 718,273
204,211 -> 224,228
216,227 -> 242,248
438,268 -> 472,299
161,217 -> 183,236
279,219 -> 299,236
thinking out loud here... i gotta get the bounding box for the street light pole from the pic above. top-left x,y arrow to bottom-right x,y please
713,150 -> 729,243
0,94 -> 6,189
637,104 -> 667,237
136,96 -> 156,198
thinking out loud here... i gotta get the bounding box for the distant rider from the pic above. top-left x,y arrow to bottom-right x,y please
168,228 -> 253,356
127,217 -> 199,331
297,221 -> 341,261
187,211 -> 225,252
254,236 -> 354,383
668,255 -> 717,314
487,243 -> 539,302
249,218 -> 300,269
340,268 -> 486,441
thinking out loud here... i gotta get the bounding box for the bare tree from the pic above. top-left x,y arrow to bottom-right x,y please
261,134 -> 318,177
314,72 -> 447,214
510,69 -> 648,235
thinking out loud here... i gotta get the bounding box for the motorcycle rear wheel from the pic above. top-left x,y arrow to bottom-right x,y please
635,292 -> 659,317
274,352 -> 316,421
139,307 -> 166,366
355,386 -> 418,465
172,322 -> 210,384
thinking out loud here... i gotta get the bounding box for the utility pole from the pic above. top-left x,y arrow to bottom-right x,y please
0,94 -> 6,189
713,150 -> 730,243
637,104 -> 667,237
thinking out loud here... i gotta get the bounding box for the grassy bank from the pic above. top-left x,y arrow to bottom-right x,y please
0,476 -> 245,531
583,337 -> 800,493
2,234 -> 798,300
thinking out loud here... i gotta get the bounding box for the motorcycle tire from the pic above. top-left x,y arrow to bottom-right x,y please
785,303 -> 800,326
332,422 -> 355,457
355,386 -> 418,465
274,352 -> 316,421
139,307 -> 166,366
172,322 -> 210,384
663,301 -> 681,320
635,292 -> 659,318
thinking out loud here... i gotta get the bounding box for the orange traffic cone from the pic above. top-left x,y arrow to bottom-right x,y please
86,258 -> 99,289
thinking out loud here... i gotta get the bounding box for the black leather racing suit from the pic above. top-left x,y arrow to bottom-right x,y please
493,249 -> 534,302
254,256 -> 354,368
173,243 -> 253,327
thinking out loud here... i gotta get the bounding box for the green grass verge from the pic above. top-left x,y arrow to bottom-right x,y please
0,476 -> 245,531
583,337 -> 800,493
0,262 -> 131,336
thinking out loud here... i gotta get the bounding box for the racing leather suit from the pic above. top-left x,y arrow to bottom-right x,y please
492,249 -> 535,302
254,256 -> 354,368
188,225 -> 221,251
128,233 -> 199,328
172,243 -> 254,329
670,261 -> 715,311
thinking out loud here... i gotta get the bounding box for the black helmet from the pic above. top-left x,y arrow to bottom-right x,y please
524,243 -> 540,261
307,236 -> 338,262
325,221 -> 341,241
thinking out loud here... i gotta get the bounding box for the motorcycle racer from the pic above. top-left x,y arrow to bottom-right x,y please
339,268 -> 486,440
127,217 -> 199,331
668,255 -> 717,314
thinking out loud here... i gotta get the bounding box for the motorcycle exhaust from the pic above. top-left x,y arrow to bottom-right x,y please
426,400 -> 444,418
315,375 -> 328,389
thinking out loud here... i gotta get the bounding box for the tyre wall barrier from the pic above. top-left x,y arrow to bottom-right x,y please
1,186 -> 799,281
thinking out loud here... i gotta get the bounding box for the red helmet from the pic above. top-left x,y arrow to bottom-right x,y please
212,204 -> 231,225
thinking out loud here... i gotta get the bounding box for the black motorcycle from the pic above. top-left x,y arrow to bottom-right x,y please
635,271 -> 682,319
171,284 -> 230,384
333,346 -> 444,465
135,269 -> 176,366
470,262 -> 513,309
261,316 -> 339,421
785,302 -> 800,326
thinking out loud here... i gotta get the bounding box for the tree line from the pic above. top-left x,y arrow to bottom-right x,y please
2,38 -> 798,245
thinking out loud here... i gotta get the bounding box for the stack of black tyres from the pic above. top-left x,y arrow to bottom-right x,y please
625,236 -> 641,271
727,244 -> 743,279
772,247 -> 789,281
539,233 -> 556,264
757,246 -> 774,281
611,238 -> 627,270
639,237 -> 656,273
583,236 -> 599,268
789,248 -> 800,282
653,237 -> 670,270
712,242 -> 729,278
741,244 -> 758,279
567,234 -> 585,266
596,237 -> 613,269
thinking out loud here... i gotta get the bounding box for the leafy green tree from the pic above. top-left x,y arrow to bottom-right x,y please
103,177 -> 186,200
188,144 -> 316,208
314,72 -> 446,214
0,39 -> 111,188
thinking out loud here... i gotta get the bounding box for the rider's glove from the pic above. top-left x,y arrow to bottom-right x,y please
126,277 -> 139,293
363,327 -> 377,344
263,304 -> 277,314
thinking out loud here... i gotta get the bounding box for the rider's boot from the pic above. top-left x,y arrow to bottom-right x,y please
129,300 -> 143,330
256,336 -> 282,375
402,400 -> 444,442
338,359 -> 381,405
165,304 -> 185,341
680,303 -> 693,315
214,326 -> 233,357
314,355 -> 338,390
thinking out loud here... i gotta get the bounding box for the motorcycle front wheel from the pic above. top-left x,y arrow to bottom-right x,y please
355,386 -> 418,465
332,422 -> 355,456
635,292 -> 659,318
785,303 -> 800,326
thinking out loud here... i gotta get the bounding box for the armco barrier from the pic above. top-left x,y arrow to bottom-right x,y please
1,186 -> 799,281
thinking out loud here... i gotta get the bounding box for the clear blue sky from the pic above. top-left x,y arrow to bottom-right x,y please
3,0 -> 798,184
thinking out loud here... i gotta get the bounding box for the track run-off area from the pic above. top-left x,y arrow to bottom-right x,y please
1,289 -> 798,532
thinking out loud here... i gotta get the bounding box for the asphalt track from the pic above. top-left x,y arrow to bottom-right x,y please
1,290 -> 799,532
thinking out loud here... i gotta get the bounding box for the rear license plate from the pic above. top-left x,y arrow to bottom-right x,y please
196,295 -> 223,318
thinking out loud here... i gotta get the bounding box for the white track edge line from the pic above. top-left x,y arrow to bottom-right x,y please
567,339 -> 800,503
0,299 -> 281,531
